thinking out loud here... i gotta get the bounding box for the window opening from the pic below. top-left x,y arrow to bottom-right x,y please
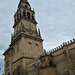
32,14 -> 34,20
8,73 -> 10,75
25,5 -> 28,9
23,10 -> 26,17
27,12 -> 30,19
49,61 -> 53,67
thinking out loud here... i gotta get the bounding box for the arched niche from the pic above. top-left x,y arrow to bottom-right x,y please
27,12 -> 30,19
32,14 -> 35,20
23,10 -> 26,17
25,5 -> 28,9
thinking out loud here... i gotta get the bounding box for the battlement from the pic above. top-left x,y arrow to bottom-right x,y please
48,38 -> 75,53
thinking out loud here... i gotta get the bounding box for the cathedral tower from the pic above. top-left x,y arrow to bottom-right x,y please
3,0 -> 44,75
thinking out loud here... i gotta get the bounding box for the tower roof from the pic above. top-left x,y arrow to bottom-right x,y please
21,0 -> 28,2
21,0 -> 28,1
18,0 -> 30,8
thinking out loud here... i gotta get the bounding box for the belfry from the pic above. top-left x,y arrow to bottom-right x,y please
3,0 -> 44,75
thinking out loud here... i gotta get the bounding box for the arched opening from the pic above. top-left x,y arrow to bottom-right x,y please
25,5 -> 28,9
8,73 -> 10,75
49,61 -> 53,67
27,12 -> 30,19
32,14 -> 35,20
17,69 -> 20,75
17,68 -> 20,75
23,10 -> 26,17
20,12 -> 21,18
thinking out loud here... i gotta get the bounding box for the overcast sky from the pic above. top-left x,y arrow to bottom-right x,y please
0,0 -> 75,74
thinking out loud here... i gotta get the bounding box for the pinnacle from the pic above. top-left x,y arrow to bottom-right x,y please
19,0 -> 30,6
21,0 -> 28,2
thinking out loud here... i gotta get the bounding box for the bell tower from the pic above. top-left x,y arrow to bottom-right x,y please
3,0 -> 44,75
11,0 -> 43,59
13,0 -> 37,37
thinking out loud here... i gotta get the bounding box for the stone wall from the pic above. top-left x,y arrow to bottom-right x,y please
48,39 -> 75,75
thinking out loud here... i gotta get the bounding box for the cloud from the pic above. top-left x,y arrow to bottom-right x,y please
29,0 -> 75,50
0,0 -> 75,74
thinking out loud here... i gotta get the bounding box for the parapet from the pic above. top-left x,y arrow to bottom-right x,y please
48,38 -> 75,53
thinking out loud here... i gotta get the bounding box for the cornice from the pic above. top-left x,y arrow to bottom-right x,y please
13,17 -> 37,28
10,33 -> 43,46
12,56 -> 34,64
3,47 -> 13,55
10,33 -> 22,46
39,55 -> 53,59
3,32 -> 43,56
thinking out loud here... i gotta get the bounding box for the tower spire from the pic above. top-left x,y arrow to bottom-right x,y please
14,0 -> 37,28
22,0 -> 28,1
21,0 -> 28,2
18,0 -> 30,9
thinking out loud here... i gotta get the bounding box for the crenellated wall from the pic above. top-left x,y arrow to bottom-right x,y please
48,39 -> 75,53
47,39 -> 75,75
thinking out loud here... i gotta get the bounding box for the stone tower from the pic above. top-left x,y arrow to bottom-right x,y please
3,0 -> 44,75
